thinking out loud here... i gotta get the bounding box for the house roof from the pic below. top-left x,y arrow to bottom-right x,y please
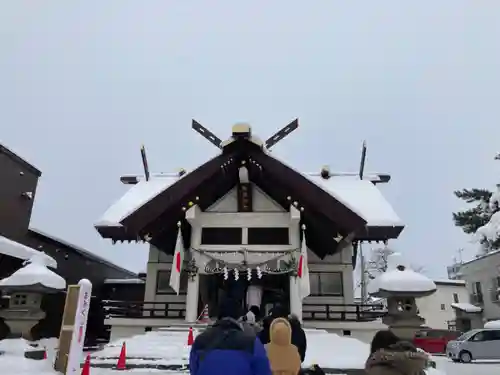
28,228 -> 136,277
0,143 -> 42,177
95,136 -> 404,258
0,235 -> 57,268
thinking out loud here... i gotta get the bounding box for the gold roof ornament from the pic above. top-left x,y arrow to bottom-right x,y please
232,123 -> 252,138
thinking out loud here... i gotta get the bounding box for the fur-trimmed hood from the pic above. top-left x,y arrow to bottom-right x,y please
365,342 -> 428,375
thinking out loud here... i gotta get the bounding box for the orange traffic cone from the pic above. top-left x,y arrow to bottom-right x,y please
116,342 -> 126,370
187,327 -> 194,346
81,354 -> 91,375
197,304 -> 210,323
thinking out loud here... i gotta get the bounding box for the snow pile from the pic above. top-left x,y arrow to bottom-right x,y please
303,331 -> 369,369
0,253 -> 66,290
90,329 -> 445,374
369,253 -> 436,295
451,303 -> 482,313
0,338 -> 60,375
92,330 -> 193,366
0,333 -> 447,375
0,236 -> 57,269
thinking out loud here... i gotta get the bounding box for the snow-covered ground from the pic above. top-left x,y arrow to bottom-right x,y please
0,329 -> 462,374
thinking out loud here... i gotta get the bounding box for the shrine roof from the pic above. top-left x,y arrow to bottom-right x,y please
95,140 -> 404,258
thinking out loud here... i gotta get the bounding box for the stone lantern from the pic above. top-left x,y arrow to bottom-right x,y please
369,253 -> 436,341
0,253 -> 66,340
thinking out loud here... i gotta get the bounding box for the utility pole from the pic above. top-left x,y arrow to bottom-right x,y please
359,141 -> 368,303
457,248 -> 464,264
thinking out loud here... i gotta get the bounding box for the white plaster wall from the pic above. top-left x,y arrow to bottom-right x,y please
455,252 -> 500,320
417,282 -> 469,329
144,245 -> 187,318
144,183 -> 354,317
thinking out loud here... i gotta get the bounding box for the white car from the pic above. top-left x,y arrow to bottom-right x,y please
446,328 -> 500,363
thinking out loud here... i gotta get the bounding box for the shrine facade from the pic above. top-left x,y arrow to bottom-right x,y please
95,120 -> 404,325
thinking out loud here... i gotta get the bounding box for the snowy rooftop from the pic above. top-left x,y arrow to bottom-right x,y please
95,174 -> 182,227
369,253 -> 436,296
451,303 -> 482,313
96,164 -> 401,230
0,235 -> 57,269
306,174 -> 401,227
0,254 -> 66,290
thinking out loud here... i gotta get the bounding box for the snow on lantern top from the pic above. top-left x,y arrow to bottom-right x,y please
368,253 -> 436,297
0,252 -> 66,292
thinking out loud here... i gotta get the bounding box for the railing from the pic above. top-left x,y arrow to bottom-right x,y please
102,300 -> 185,319
302,303 -> 386,322
102,300 -> 385,322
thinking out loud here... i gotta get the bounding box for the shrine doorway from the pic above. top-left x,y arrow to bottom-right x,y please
198,273 -> 290,319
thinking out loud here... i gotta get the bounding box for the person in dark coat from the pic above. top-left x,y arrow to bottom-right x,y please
189,298 -> 271,375
258,305 -> 307,363
365,330 -> 427,375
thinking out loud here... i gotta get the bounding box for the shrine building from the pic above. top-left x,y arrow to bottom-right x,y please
95,120 -> 404,332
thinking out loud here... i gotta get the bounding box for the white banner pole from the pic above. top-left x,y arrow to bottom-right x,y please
66,279 -> 92,375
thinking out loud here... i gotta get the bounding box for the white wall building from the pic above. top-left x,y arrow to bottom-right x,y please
417,279 -> 469,329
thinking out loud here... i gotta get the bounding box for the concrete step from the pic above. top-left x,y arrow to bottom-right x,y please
157,323 -> 209,332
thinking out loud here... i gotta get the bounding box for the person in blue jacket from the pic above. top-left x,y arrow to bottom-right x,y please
189,298 -> 271,375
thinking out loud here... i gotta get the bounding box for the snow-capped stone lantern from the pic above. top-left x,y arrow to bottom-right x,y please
0,253 -> 66,339
368,253 -> 436,340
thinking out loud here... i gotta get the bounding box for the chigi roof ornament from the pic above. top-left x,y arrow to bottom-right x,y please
191,118 -> 299,151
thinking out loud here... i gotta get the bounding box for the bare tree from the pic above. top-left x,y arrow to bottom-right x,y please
365,246 -> 424,280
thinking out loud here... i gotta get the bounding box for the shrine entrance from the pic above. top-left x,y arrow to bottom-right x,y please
198,272 -> 289,319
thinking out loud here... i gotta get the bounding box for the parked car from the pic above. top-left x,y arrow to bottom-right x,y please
446,328 -> 500,363
413,328 -> 462,354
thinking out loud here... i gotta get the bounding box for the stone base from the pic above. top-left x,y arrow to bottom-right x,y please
2,319 -> 40,340
24,349 -> 46,360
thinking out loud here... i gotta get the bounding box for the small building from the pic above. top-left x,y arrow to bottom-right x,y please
95,121 -> 404,339
0,142 -> 137,342
447,251 -> 500,324
416,279 -> 474,330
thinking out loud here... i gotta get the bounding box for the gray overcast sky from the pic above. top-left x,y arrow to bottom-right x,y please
1,1 -> 499,277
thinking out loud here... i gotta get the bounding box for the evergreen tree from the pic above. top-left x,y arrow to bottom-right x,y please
453,188 -> 500,251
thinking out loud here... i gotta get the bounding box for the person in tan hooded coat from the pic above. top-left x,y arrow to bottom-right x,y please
265,318 -> 301,375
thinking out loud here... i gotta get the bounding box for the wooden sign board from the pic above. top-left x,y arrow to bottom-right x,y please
54,285 -> 80,373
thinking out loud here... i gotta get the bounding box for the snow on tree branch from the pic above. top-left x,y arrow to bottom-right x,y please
365,246 -> 424,279
475,185 -> 500,255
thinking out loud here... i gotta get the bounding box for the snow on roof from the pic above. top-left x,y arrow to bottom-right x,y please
0,235 -> 57,269
306,175 -> 402,227
369,253 -> 436,295
451,303 -> 483,313
0,254 -> 66,290
95,175 -> 182,227
265,152 -> 402,227
104,278 -> 145,284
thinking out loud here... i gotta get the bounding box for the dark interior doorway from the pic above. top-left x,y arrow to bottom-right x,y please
199,272 -> 290,319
